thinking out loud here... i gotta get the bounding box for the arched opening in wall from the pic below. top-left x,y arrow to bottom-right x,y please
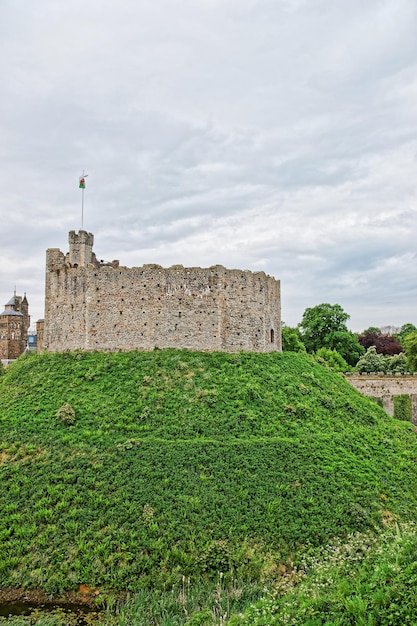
73,263 -> 78,269
270,329 -> 275,344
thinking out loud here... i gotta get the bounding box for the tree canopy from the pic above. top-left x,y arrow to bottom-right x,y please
299,303 -> 364,366
396,323 -> 417,347
358,331 -> 403,356
315,347 -> 350,373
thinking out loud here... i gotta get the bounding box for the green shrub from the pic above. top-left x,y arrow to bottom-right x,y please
55,403 -> 76,425
315,347 -> 350,372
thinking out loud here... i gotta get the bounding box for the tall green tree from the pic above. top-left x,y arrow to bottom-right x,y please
361,326 -> 382,336
299,303 -> 364,366
396,323 -> 417,348
404,331 -> 417,373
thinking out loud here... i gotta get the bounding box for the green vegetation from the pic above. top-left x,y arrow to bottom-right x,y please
227,523 -> 417,626
394,395 -> 412,422
314,347 -> 350,373
299,303 -> 364,366
1,349 -> 417,624
281,325 -> 305,353
395,323 -> 417,347
356,346 -> 407,374
404,331 -> 417,373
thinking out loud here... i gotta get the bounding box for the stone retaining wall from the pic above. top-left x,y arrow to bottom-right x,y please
345,374 -> 417,424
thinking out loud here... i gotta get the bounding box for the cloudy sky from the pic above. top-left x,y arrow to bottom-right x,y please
1,0 -> 417,332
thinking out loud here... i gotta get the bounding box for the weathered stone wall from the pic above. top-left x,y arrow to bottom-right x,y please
346,374 -> 417,424
42,231 -> 281,354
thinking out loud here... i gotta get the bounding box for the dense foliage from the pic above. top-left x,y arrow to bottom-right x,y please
404,331 -> 417,373
1,348 -> 417,623
358,331 -> 403,355
314,347 -> 350,373
227,523 -> 417,626
299,303 -> 364,366
395,323 -> 417,346
356,346 -> 408,374
394,395 -> 413,422
281,325 -> 305,352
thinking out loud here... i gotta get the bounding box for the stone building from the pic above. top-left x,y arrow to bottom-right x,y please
0,292 -> 30,362
41,230 -> 281,354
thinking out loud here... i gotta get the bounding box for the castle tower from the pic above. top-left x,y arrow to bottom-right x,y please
0,292 -> 29,361
67,230 -> 95,267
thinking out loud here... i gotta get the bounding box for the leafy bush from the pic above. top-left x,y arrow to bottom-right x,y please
281,325 -> 305,352
356,346 -> 387,373
404,331 -> 417,373
315,347 -> 350,372
55,403 -> 76,425
387,352 -> 407,374
356,346 -> 407,374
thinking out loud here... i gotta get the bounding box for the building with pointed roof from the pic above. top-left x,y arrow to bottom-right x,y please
0,292 -> 30,363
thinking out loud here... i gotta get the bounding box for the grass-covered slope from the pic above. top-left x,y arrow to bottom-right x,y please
0,349 -> 416,594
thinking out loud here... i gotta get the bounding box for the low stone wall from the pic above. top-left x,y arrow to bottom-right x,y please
345,374 -> 417,424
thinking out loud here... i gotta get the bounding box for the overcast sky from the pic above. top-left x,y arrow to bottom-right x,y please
1,0 -> 417,332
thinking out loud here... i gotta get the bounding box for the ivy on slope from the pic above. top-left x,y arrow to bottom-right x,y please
0,349 -> 416,593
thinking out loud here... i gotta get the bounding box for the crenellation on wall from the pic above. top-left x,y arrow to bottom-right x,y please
42,231 -> 281,354
67,230 -> 97,268
46,248 -> 65,272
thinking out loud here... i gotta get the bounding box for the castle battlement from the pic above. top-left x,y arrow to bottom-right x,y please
67,229 -> 98,268
42,231 -> 281,354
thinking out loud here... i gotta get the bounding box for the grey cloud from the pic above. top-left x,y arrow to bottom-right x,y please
1,0 -> 417,331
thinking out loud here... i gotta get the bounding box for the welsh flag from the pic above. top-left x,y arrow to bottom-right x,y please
79,177 -> 86,189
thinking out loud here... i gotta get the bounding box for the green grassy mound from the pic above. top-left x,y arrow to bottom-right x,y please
0,349 -> 416,594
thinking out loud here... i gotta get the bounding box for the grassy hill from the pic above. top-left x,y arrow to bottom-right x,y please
1,348 -> 417,604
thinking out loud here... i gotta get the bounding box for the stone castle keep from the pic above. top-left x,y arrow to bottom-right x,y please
41,230 -> 281,353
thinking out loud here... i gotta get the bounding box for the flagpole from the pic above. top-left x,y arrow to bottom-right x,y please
81,170 -> 84,230
79,170 -> 88,230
